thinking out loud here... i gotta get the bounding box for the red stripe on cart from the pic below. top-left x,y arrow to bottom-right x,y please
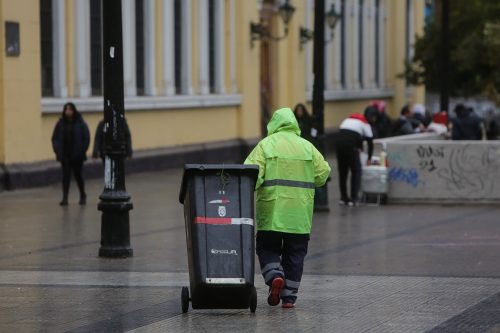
194,217 -> 254,226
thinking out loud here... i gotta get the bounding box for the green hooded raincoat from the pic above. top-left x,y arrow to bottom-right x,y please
244,107 -> 331,234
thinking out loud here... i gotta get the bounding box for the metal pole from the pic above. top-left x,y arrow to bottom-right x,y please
98,0 -> 133,258
440,0 -> 450,114
312,0 -> 329,211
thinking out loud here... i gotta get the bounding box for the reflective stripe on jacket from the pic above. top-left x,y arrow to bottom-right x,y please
244,107 -> 331,234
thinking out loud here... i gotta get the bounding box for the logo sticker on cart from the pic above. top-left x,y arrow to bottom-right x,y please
218,206 -> 226,217
209,199 -> 230,204
194,217 -> 254,226
211,249 -> 238,256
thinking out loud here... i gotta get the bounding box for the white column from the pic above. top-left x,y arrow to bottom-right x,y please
198,0 -> 210,94
325,0 -> 334,90
214,0 -> 225,93
52,0 -> 67,97
144,0 -> 156,95
350,0 -> 360,90
122,0 -> 137,96
229,0 -> 237,93
162,0 -> 175,96
74,0 -> 90,97
333,0 -> 342,90
182,0 -> 194,95
305,0 -> 314,94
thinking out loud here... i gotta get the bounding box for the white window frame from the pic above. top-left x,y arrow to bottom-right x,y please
333,0 -> 342,90
351,0 -> 360,90
198,0 -> 210,94
377,0 -> 386,89
143,0 -> 157,96
162,0 -> 176,96
229,0 -> 237,93
181,0 -> 194,95
363,0 -> 373,89
214,0 -> 226,94
122,0 -> 137,96
325,0 -> 335,90
41,94 -> 242,114
53,0 -> 68,97
74,0 -> 91,97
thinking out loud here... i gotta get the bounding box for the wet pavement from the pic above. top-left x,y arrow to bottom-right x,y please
1,158 -> 500,332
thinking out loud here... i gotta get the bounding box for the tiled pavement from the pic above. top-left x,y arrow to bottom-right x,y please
1,160 -> 500,332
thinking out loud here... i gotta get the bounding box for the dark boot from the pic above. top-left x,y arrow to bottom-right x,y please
60,195 -> 68,206
79,193 -> 87,205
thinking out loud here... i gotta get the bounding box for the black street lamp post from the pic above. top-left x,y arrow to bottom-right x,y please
98,0 -> 133,258
312,0 -> 329,212
440,0 -> 450,114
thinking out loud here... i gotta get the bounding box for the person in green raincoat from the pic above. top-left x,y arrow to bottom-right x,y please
244,107 -> 331,309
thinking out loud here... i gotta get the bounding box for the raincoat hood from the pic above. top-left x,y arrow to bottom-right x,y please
267,107 -> 301,136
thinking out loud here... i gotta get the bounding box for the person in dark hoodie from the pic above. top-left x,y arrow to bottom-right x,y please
451,104 -> 483,140
370,100 -> 392,138
363,105 -> 380,138
51,102 -> 90,206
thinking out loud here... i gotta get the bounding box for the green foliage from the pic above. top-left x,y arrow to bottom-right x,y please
404,0 -> 500,104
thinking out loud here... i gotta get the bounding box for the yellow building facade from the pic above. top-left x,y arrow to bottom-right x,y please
0,0 -> 425,188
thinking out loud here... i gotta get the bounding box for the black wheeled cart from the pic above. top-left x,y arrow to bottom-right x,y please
178,164 -> 259,313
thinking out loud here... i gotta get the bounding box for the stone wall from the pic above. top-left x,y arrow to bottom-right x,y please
386,141 -> 500,203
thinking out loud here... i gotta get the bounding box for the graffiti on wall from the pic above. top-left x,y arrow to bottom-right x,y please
388,143 -> 500,198
436,145 -> 500,196
388,167 -> 421,188
416,145 -> 445,172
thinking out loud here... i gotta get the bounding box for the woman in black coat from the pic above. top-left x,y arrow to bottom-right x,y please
51,102 -> 90,206
293,103 -> 313,141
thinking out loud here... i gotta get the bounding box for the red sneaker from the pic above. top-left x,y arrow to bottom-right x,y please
267,277 -> 284,306
282,302 -> 295,309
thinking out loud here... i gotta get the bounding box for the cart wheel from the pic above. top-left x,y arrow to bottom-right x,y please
181,287 -> 190,313
250,287 -> 257,313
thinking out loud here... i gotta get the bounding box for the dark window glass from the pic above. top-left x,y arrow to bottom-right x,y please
40,0 -> 53,96
375,0 -> 380,86
208,0 -> 216,93
340,0 -> 346,88
358,0 -> 363,88
135,0 -> 145,96
174,0 -> 182,94
90,0 -> 102,96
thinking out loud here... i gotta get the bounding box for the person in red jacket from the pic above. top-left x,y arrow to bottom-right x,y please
335,113 -> 373,206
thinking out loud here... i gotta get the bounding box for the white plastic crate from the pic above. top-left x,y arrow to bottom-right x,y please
361,166 -> 388,194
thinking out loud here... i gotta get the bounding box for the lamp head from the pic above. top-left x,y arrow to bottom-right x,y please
326,3 -> 341,30
278,0 -> 296,26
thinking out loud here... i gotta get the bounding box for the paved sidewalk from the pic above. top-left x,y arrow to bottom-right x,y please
1,160 -> 500,332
